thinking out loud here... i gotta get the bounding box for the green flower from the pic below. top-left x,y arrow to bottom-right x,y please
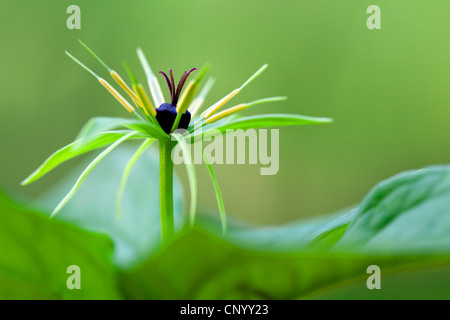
22,40 -> 331,244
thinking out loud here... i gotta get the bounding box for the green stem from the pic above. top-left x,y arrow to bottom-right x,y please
159,138 -> 175,246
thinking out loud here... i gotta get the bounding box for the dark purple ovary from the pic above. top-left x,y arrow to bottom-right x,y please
155,103 -> 191,134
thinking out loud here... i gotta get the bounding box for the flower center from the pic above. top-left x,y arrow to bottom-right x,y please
156,68 -> 196,133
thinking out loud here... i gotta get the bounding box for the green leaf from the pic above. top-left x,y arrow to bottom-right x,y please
73,117 -> 138,150
116,138 -> 156,219
124,121 -> 168,140
0,191 -> 121,299
121,165 -> 450,299
52,131 -> 137,216
335,165 -> 450,254
196,143 -> 227,234
227,208 -> 357,252
21,130 -> 141,186
35,144 -> 184,269
121,227 -> 445,299
304,262 -> 450,300
228,165 -> 450,255
194,113 -> 332,139
172,133 -> 197,226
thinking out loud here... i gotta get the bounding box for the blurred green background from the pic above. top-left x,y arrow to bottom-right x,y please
1,0 -> 449,225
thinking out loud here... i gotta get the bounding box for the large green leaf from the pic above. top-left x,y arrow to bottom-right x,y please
120,165 -> 450,299
335,165 -> 450,254
227,208 -> 357,252
35,144 -> 184,269
305,262 -> 450,300
21,130 -> 143,186
228,165 -> 450,256
0,191 -> 121,299
121,227 -> 444,299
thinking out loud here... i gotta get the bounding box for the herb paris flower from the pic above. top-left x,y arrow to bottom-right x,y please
22,40 -> 332,246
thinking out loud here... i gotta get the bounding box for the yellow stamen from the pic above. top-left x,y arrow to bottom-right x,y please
201,88 -> 240,119
205,104 -> 248,124
110,70 -> 143,108
135,83 -> 156,117
132,84 -> 147,115
176,80 -> 196,114
98,78 -> 135,113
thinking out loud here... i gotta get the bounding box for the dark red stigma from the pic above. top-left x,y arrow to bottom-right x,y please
158,68 -> 196,106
